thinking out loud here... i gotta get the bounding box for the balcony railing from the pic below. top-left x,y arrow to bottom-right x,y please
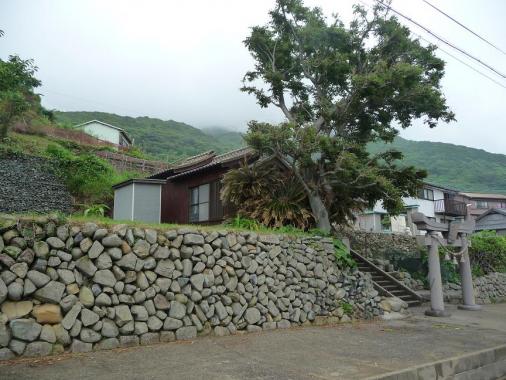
434,199 -> 467,216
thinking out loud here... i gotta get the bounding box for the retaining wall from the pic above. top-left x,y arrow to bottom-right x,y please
338,228 -> 420,259
0,217 -> 383,359
95,151 -> 169,175
0,154 -> 72,214
444,272 -> 506,305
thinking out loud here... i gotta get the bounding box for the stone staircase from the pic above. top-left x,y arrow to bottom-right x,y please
351,249 -> 423,308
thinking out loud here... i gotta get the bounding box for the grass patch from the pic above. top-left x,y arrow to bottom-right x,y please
44,143 -> 140,205
225,215 -> 332,237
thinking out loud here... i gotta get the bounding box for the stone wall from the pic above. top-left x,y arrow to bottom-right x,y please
338,228 -> 420,259
0,217 -> 383,360
444,272 -> 506,305
0,154 -> 72,214
474,273 -> 506,304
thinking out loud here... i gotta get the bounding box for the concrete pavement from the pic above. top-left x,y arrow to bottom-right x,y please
1,303 -> 505,380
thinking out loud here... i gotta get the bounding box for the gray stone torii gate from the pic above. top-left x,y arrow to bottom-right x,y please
411,211 -> 481,317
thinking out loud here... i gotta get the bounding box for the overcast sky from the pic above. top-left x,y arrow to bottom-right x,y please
1,0 -> 505,153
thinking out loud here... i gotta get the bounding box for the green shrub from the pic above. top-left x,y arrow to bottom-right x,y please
334,239 -> 356,268
221,162 -> 313,229
123,146 -> 150,159
226,215 -> 262,231
440,258 -> 460,284
469,230 -> 506,274
411,248 -> 460,285
83,204 -> 110,217
45,144 -> 138,204
339,301 -> 353,316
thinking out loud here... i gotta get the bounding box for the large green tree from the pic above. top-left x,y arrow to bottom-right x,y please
0,33 -> 42,139
240,0 -> 454,232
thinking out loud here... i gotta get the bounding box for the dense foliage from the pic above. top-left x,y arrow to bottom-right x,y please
469,230 -> 506,275
222,161 -> 313,229
369,137 -> 506,194
239,0 -> 454,231
45,144 -> 138,206
54,111 -> 245,162
0,54 -> 43,138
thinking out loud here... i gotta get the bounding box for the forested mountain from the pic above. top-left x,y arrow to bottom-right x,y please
54,111 -> 245,162
369,137 -> 506,194
55,111 -> 506,194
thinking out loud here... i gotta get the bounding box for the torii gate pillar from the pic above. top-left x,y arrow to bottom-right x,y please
458,247 -> 481,311
413,211 -> 482,315
425,231 -> 451,317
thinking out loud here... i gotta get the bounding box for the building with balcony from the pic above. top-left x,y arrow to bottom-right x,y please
354,183 -> 467,235
456,192 -> 506,218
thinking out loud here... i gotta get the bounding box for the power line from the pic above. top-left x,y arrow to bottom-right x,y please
42,88 -> 144,116
357,0 -> 506,91
375,0 -> 506,79
413,33 -> 506,90
421,0 -> 506,55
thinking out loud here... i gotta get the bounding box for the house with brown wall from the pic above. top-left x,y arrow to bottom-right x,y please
455,192 -> 506,218
112,147 -> 256,224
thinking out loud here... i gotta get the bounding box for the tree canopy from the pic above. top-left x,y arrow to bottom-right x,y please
237,0 -> 455,231
0,33 -> 43,139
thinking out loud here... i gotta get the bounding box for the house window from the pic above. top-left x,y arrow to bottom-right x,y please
476,200 -> 488,209
189,184 -> 210,222
417,188 -> 434,201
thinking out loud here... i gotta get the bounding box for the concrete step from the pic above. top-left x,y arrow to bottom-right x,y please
365,344 -> 506,380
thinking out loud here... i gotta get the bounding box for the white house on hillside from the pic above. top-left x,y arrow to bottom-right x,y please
74,120 -> 132,148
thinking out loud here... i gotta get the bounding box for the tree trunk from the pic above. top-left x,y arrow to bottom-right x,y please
308,193 -> 331,233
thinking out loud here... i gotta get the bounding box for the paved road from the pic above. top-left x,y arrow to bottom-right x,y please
1,304 -> 505,380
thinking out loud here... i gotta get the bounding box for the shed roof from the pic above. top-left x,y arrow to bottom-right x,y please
74,120 -> 133,144
475,208 -> 506,231
112,178 -> 165,190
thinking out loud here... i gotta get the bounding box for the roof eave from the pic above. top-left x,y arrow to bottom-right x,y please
112,178 -> 166,190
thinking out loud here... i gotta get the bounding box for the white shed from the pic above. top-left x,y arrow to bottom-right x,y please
74,120 -> 132,147
112,179 -> 165,223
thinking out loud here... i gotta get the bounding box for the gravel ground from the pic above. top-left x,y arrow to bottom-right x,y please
0,154 -> 72,214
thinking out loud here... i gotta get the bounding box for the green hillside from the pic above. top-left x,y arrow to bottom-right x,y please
55,111 -> 506,194
202,127 -> 245,150
54,111 -> 244,162
369,137 -> 506,194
